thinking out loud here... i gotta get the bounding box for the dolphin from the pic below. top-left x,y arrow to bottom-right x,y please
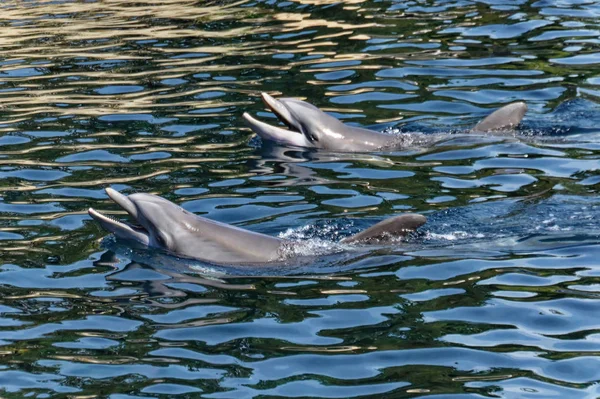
88,188 -> 426,266
243,93 -> 528,152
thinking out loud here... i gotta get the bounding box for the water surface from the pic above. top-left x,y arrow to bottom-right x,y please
1,0 -> 600,397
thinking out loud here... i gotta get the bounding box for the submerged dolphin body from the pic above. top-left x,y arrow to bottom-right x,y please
243,93 -> 528,152
88,188 -> 426,266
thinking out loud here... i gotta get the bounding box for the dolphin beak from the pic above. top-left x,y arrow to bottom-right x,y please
260,92 -> 300,131
88,189 -> 150,245
105,187 -> 138,219
243,112 -> 312,148
243,92 -> 313,148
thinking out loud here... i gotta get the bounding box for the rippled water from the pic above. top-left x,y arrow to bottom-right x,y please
2,0 -> 600,397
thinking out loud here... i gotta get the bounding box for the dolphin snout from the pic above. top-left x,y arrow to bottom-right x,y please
88,206 -> 150,245
243,110 -> 312,148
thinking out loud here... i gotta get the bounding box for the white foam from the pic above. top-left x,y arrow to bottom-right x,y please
425,230 -> 473,241
279,239 -> 348,259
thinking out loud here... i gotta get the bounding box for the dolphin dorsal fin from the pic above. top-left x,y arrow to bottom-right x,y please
472,102 -> 528,133
341,213 -> 427,244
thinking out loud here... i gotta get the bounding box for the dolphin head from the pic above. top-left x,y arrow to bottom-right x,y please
243,93 -> 347,149
88,188 -> 286,264
88,188 -> 190,251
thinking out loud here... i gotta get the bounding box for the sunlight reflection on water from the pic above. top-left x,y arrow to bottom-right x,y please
1,0 -> 600,397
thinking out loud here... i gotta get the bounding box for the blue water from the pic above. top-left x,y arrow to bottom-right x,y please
1,0 -> 600,397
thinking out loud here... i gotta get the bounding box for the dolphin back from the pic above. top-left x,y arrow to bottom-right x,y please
341,214 -> 427,244
173,211 -> 285,265
472,102 -> 528,132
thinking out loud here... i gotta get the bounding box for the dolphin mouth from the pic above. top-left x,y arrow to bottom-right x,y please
243,93 -> 313,148
259,92 -> 300,131
88,188 -> 150,245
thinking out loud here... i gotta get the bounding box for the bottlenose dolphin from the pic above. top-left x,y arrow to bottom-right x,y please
243,93 -> 528,152
88,188 -> 426,266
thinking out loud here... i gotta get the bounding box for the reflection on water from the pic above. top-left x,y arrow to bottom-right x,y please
1,0 -> 600,397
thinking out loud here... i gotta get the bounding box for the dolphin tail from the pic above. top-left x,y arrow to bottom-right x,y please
472,102 -> 528,133
341,213 -> 427,244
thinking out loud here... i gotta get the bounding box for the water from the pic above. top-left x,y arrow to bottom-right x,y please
1,0 -> 600,397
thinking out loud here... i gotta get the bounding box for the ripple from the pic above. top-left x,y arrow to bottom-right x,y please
1,0 -> 600,397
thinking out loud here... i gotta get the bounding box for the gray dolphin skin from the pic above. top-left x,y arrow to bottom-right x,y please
88,188 -> 426,266
472,102 -> 528,133
341,214 -> 427,244
243,93 -> 528,152
243,93 -> 398,152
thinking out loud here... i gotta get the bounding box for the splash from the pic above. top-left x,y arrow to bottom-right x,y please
278,219 -> 354,241
277,220 -> 357,259
279,239 -> 348,259
424,230 -> 485,242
